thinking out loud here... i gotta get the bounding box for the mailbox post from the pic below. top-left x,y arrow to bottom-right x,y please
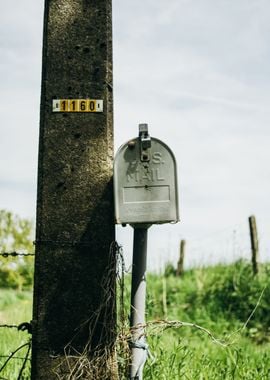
114,124 -> 179,379
129,224 -> 150,380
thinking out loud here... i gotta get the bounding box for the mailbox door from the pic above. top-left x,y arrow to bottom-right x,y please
114,137 -> 179,224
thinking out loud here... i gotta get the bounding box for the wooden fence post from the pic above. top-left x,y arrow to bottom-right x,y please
176,239 -> 186,276
248,215 -> 259,275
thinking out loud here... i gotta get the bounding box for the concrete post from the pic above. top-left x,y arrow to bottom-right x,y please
31,1 -> 116,378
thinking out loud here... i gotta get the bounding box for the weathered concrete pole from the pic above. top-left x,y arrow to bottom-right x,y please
31,1 -> 115,379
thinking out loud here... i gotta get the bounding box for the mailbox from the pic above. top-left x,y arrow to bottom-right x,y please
114,124 -> 179,225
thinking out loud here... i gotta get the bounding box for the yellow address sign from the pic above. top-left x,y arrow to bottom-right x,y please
52,99 -> 103,113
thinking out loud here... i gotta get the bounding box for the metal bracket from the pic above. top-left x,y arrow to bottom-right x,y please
139,123 -> 151,162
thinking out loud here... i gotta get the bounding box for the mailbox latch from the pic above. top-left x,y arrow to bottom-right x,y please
139,123 -> 151,162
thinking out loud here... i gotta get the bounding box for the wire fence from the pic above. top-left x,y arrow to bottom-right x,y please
0,243 -> 126,379
129,216 -> 269,273
0,339 -> 32,380
0,325 -> 32,379
179,218 -> 267,270
0,252 -> 35,258
0,251 -> 33,379
183,222 -> 252,268
0,217 -> 268,377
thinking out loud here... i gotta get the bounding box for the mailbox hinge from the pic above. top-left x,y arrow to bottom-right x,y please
139,123 -> 151,162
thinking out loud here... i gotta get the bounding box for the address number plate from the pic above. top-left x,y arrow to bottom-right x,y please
52,99 -> 103,113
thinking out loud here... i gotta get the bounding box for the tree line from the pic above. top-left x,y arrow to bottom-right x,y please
0,209 -> 34,290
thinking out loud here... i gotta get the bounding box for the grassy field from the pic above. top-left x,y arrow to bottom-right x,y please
125,260 -> 270,379
0,290 -> 32,379
1,260 -> 270,379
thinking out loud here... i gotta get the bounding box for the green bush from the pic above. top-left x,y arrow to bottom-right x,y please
145,260 -> 270,340
0,209 -> 34,289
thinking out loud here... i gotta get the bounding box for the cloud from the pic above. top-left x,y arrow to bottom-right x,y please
112,0 -> 270,269
0,0 -> 269,267
0,0 -> 42,217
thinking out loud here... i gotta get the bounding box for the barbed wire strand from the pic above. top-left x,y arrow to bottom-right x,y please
0,341 -> 31,376
0,252 -> 35,258
0,325 -> 19,329
17,341 -> 31,380
0,356 -> 30,361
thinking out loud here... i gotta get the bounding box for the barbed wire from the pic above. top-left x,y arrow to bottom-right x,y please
0,323 -> 32,378
0,324 -> 20,329
0,340 -> 31,379
34,239 -> 95,247
0,322 -> 32,334
0,252 -> 35,258
0,239 -> 104,257
0,355 -> 31,361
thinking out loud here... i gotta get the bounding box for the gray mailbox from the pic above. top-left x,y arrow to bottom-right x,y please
114,124 -> 179,225
115,124 -> 180,379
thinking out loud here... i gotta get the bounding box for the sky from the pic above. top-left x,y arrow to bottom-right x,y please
0,0 -> 269,270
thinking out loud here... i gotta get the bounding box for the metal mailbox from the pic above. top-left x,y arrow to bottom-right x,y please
114,124 -> 179,225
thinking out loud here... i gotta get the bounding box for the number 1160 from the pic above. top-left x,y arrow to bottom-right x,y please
52,99 -> 103,113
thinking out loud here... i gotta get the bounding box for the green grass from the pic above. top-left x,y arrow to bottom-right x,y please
1,260 -> 270,379
144,335 -> 270,379
141,260 -> 270,379
0,289 -> 32,379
